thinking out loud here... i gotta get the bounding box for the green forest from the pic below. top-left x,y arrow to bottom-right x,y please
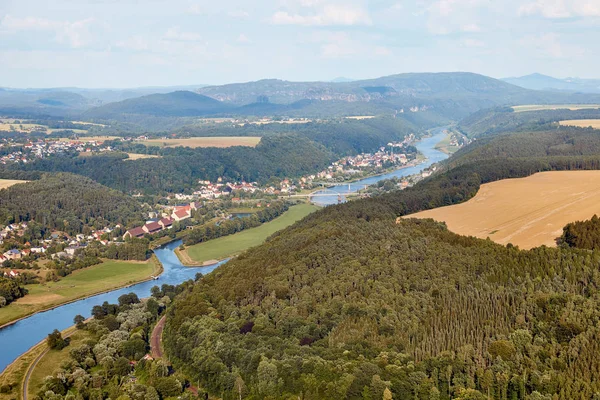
0,118 -> 419,194
0,173 -> 143,234
158,124 -> 600,400
560,215 -> 600,250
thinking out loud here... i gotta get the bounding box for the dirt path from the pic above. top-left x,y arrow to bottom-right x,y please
150,315 -> 166,359
22,329 -> 77,400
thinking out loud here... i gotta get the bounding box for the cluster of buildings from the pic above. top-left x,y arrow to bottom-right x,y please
123,202 -> 200,239
0,221 -> 126,269
192,180 -> 260,200
299,141 -> 416,186
0,139 -> 112,164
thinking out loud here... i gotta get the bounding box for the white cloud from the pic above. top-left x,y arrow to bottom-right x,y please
0,15 -> 94,48
426,0 -> 489,35
271,4 -> 372,26
374,46 -> 392,56
463,38 -> 485,47
461,23 -> 481,32
187,2 -> 203,15
518,0 -> 600,18
228,9 -> 250,19
237,33 -> 251,43
115,35 -> 149,51
163,27 -> 202,42
305,31 -> 391,59
518,33 -> 586,58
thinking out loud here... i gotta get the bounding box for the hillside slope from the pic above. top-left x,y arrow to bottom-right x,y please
0,173 -> 142,233
165,124 -> 600,400
83,91 -> 233,119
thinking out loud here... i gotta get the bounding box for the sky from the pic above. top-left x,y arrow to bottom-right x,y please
0,0 -> 599,88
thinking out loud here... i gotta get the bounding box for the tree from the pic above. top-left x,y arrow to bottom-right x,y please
118,293 -> 140,307
74,314 -> 86,329
47,329 -> 68,350
383,387 -> 393,400
234,375 -> 246,400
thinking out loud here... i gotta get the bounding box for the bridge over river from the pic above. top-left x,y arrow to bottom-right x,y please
281,185 -> 368,204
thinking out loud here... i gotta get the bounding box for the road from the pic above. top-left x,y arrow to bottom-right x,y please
22,329 -> 77,400
22,315 -> 165,400
150,315 -> 166,359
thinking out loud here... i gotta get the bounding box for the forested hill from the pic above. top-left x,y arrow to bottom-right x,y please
82,91 -> 233,119
4,135 -> 334,194
2,118 -> 417,194
77,73 -> 600,128
458,106 -> 600,138
165,124 -> 600,400
0,173 -> 143,234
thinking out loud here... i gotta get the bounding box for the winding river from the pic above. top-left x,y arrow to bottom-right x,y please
311,128 -> 449,206
0,129 -> 449,373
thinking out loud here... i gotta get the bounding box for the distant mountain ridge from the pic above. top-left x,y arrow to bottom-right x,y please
196,72 -> 530,105
5,72 -> 600,123
83,91 -> 232,119
503,73 -> 600,93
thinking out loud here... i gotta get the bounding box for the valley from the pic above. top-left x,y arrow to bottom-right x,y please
2,71 -> 600,400
0,258 -> 160,328
8,1 -> 600,398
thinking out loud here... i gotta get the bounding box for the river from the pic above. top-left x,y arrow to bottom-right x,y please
0,129 -> 449,373
311,128 -> 449,206
0,241 -> 224,372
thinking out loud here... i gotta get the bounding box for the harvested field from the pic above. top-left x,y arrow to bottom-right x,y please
512,104 -> 600,113
0,179 -> 27,189
559,119 -> 600,129
406,171 -> 600,249
142,136 -> 261,148
125,153 -> 161,161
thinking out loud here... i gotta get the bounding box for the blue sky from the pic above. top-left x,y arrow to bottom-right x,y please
0,0 -> 599,88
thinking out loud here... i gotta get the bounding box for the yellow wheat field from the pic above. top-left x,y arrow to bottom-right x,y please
142,136 -> 261,148
559,119 -> 600,129
0,179 -> 28,189
406,171 -> 600,249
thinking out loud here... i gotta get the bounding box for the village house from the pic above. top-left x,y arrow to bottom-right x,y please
123,227 -> 146,240
159,217 -> 174,229
3,249 -> 21,260
65,245 -> 86,256
172,208 -> 191,221
143,221 -> 162,234
3,270 -> 19,278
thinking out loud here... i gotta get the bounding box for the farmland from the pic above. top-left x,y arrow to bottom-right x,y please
559,119 -> 600,129
125,153 -> 162,161
141,136 -> 261,148
180,203 -> 319,264
0,179 -> 27,189
406,171 -> 600,249
0,122 -> 88,134
512,104 -> 600,113
0,258 -> 160,327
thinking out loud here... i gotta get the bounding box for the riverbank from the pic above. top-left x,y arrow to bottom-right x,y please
0,256 -> 163,330
0,323 -> 81,400
178,203 -> 319,266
